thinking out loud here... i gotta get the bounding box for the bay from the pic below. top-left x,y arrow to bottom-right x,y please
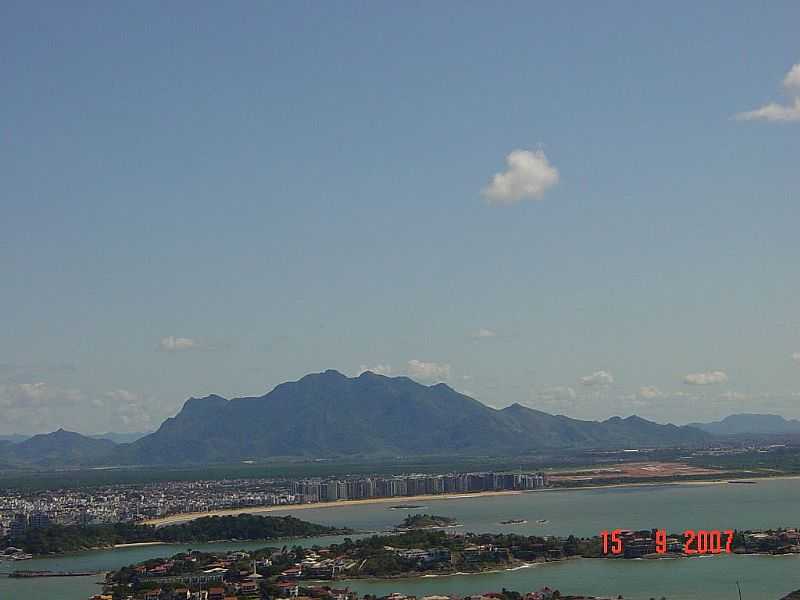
3,477 -> 800,599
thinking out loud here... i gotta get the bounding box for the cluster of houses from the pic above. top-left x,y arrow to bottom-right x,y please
278,549 -> 359,580
611,527 -> 800,558
744,528 -> 800,554
367,592 -> 606,600
90,588 -> 609,600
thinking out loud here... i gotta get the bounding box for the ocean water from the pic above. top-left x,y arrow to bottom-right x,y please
2,478 -> 800,599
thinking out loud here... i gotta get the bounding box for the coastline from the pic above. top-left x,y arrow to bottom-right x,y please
140,473 -> 800,527
141,490 -> 522,526
545,472 -> 800,492
112,541 -> 167,549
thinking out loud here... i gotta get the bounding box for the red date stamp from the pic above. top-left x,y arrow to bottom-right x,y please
600,528 -> 735,555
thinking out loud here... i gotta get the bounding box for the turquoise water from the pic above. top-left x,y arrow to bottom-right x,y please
3,478 -> 800,599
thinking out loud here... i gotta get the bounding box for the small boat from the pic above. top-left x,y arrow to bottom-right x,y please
388,504 -> 425,510
536,519 -> 549,525
500,519 -> 528,525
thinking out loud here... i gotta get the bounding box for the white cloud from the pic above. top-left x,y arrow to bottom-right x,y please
684,370 -> 728,385
526,385 -> 578,412
105,389 -> 158,430
736,99 -> 800,122
538,386 -> 577,402
792,352 -> 800,364
0,382 -> 162,434
15,382 -> 50,402
579,370 -> 614,386
159,336 -> 198,352
472,328 -> 497,339
105,389 -> 140,404
357,364 -> 393,376
482,149 -> 560,204
736,63 -> 800,122
0,382 -> 84,406
638,386 -> 663,400
407,359 -> 451,383
784,64 -> 800,90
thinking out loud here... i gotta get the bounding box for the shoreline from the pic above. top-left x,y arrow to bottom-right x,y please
141,490 -> 523,526
112,541 -> 167,549
141,473 -> 800,527
545,472 -> 800,492
335,552 -> 800,585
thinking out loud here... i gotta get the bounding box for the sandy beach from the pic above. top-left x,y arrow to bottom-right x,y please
112,541 -> 167,548
141,490 -> 522,526
139,473 -> 800,527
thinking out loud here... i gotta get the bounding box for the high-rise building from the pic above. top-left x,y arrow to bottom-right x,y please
29,511 -> 51,529
8,513 -> 28,538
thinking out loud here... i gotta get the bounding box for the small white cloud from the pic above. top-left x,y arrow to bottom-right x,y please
784,64 -> 800,90
579,370 -> 614,386
0,382 -> 160,434
15,382 -> 51,402
736,99 -> 800,122
482,149 -> 560,204
159,336 -> 198,352
792,352 -> 800,364
407,359 -> 451,383
638,386 -> 663,400
539,386 -> 577,402
105,389 -> 140,403
6,382 -> 84,404
357,364 -> 393,376
736,63 -> 800,122
472,328 -> 497,339
684,370 -> 728,385
528,385 -> 578,412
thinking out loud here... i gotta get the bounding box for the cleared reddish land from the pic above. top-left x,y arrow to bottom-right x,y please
547,461 -> 722,483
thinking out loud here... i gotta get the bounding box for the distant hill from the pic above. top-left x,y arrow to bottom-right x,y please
0,371 -> 712,467
117,370 -> 710,464
1,429 -> 118,466
689,414 -> 800,435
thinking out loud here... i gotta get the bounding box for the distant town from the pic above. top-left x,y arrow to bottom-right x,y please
0,471 -> 547,539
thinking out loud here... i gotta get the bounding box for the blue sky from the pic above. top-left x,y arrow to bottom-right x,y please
1,1 -> 799,433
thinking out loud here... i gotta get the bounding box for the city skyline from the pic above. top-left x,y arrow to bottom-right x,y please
2,2 -> 799,434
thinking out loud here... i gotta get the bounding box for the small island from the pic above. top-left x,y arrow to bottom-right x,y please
396,514 -> 458,530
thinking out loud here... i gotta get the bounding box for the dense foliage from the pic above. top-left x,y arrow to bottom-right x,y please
1,514 -> 345,554
156,514 -> 343,542
397,513 -> 457,529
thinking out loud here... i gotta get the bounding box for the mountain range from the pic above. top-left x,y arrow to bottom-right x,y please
689,413 -> 800,435
0,431 -> 150,447
0,370 -> 712,466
